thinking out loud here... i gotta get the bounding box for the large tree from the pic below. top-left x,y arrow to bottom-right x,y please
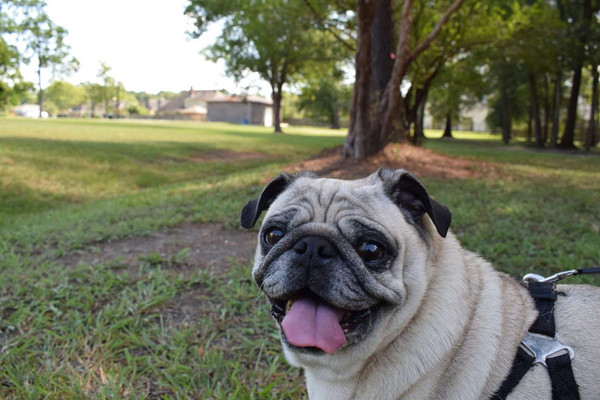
558,0 -> 597,149
427,56 -> 487,139
44,80 -> 85,115
3,1 -> 78,116
344,0 -> 467,158
296,61 -> 352,129
185,0 -> 344,133
0,0 -> 41,108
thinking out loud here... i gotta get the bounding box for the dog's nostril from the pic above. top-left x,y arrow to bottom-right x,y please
318,244 -> 335,258
294,237 -> 336,259
294,240 -> 308,254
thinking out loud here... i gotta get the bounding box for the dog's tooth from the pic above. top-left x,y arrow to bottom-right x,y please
286,299 -> 293,312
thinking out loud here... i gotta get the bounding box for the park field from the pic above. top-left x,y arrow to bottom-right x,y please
1,118 -> 599,398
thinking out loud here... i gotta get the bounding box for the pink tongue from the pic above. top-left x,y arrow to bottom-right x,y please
281,296 -> 346,354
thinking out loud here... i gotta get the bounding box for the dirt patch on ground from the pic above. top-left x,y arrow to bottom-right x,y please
54,143 -> 500,333
59,143 -> 497,274
60,223 -> 257,274
286,143 -> 498,180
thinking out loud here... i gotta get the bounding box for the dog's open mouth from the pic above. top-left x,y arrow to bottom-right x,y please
269,291 -> 375,355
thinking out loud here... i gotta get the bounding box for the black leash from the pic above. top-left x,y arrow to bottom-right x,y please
491,267 -> 600,400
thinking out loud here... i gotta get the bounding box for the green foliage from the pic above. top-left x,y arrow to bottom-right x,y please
0,1 -> 43,108
84,82 -> 104,117
44,80 -> 85,115
0,1 -> 78,112
185,0 -> 351,131
297,66 -> 352,128
188,0 -> 340,81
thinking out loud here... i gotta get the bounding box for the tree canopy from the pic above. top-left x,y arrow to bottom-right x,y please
185,0 -> 351,133
185,0 -> 600,154
0,0 -> 77,112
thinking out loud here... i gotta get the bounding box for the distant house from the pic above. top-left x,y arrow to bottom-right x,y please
157,88 -> 273,126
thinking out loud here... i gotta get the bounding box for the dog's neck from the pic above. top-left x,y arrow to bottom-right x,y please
299,234 -> 537,400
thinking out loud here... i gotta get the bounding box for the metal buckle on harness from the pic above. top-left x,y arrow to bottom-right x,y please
523,270 -> 578,284
520,332 -> 575,368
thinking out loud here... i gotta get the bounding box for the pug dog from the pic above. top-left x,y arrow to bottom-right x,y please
240,168 -> 600,400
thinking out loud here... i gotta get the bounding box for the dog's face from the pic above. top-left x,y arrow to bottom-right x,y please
241,168 -> 451,367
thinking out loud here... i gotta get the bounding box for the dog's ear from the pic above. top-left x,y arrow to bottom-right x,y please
240,173 -> 295,229
378,168 -> 452,238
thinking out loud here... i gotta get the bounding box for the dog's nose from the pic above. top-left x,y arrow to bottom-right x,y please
293,237 -> 336,259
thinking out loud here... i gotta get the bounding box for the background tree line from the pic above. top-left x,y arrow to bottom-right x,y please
2,1 -> 599,155
0,1 -> 180,118
187,0 -> 600,155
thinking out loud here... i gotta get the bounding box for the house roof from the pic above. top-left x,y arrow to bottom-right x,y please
157,88 -> 272,114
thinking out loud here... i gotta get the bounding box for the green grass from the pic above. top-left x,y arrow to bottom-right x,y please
0,118 -> 344,221
1,118 -> 599,398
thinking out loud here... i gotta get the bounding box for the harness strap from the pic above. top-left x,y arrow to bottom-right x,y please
528,281 -> 557,337
547,353 -> 580,400
489,347 -> 535,400
491,281 -> 580,400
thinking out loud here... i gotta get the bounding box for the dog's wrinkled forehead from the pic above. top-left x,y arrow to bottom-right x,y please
240,168 -> 451,238
265,174 -> 388,225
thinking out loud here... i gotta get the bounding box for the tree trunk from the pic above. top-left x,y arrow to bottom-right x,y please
527,101 -> 532,143
500,86 -> 511,144
529,73 -> 543,147
559,0 -> 591,149
412,88 -> 428,145
37,63 -> 43,118
345,0 -> 466,158
586,65 -> 599,151
345,0 -> 381,157
543,74 -> 550,143
272,89 -> 283,133
331,105 -> 340,129
371,0 -> 395,97
551,72 -> 562,147
560,66 -> 582,149
408,65 -> 440,144
443,113 -> 453,138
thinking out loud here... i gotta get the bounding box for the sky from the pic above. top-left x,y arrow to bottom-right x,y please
20,0 -> 269,95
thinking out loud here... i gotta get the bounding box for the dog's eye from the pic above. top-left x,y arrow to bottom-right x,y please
264,228 -> 285,246
357,242 -> 385,265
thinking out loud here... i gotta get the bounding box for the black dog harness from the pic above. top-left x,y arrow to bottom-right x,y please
491,268 -> 600,400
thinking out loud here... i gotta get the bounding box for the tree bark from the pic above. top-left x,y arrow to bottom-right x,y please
543,74 -> 550,143
443,112 -> 453,138
501,85 -> 512,144
527,101 -> 532,143
559,0 -> 591,149
412,88 -> 428,145
560,66 -> 582,149
371,0 -> 395,97
37,65 -> 43,118
586,65 -> 599,151
345,0 -> 377,157
551,72 -> 562,147
272,90 -> 283,133
270,61 -> 287,133
529,73 -> 543,147
331,105 -> 340,129
345,0 -> 466,158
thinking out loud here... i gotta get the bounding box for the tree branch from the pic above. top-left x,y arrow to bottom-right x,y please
408,0 -> 467,62
301,0 -> 356,52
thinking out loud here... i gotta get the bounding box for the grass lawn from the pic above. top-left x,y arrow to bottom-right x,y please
1,118 -> 599,398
